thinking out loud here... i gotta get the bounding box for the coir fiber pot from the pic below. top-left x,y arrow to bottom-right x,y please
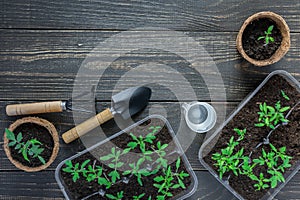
3,117 -> 59,172
236,11 -> 290,66
55,115 -> 198,200
199,70 -> 300,200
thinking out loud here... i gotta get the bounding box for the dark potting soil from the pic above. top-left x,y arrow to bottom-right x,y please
60,118 -> 192,200
242,18 -> 282,60
10,123 -> 54,167
204,75 -> 300,200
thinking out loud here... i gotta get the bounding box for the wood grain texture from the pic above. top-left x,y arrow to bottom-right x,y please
1,30 -> 300,102
1,0 -> 300,32
1,0 -> 300,198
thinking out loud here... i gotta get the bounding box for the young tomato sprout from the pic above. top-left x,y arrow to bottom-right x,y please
258,25 -> 275,45
6,129 -> 46,165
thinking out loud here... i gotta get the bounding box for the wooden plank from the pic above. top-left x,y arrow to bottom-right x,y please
0,170 -> 299,199
0,171 -> 63,198
1,30 -> 300,102
1,0 -> 300,32
0,101 -> 237,171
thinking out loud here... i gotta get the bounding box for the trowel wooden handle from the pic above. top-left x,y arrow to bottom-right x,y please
6,101 -> 64,116
62,108 -> 113,144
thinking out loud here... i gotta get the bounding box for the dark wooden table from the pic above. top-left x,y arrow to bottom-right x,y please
1,1 -> 299,199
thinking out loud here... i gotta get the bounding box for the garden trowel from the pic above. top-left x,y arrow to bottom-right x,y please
6,86 -> 151,144
61,86 -> 151,143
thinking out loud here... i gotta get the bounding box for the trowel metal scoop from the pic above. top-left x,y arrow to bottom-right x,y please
62,86 -> 151,143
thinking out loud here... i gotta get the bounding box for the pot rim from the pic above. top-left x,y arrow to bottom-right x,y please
3,117 -> 59,172
236,11 -> 290,66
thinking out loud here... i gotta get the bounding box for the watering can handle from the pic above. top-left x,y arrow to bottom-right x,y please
62,108 -> 114,144
6,101 -> 64,116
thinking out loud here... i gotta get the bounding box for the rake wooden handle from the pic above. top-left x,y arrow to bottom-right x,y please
6,101 -> 64,116
62,108 -> 114,144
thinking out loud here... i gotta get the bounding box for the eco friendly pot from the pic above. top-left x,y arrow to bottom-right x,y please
199,70 -> 300,200
236,11 -> 290,66
56,115 -> 198,200
3,117 -> 59,172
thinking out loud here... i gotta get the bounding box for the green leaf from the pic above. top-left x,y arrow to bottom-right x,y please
137,177 -> 143,186
8,141 -> 17,147
116,162 -> 124,168
271,178 -> 277,188
172,184 -> 181,189
176,157 -> 181,170
255,123 -> 265,127
16,132 -> 23,142
98,177 -> 109,186
178,177 -> 186,189
109,170 -> 120,183
81,159 -> 90,168
108,163 -> 115,168
130,133 -> 138,141
258,36 -> 265,40
123,148 -> 131,154
30,139 -> 42,145
22,142 -> 30,162
127,141 -> 138,149
281,90 -> 290,100
73,173 -> 79,182
268,25 -> 274,33
161,144 -> 168,149
279,106 -> 290,112
5,129 -> 16,141
154,176 -> 164,182
106,193 -> 117,200
38,156 -> 46,165
100,154 -> 114,161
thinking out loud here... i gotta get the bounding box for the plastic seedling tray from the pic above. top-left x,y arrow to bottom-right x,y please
56,115 -> 198,200
199,70 -> 300,200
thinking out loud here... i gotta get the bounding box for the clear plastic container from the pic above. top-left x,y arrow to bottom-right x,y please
199,70 -> 300,200
56,115 -> 198,200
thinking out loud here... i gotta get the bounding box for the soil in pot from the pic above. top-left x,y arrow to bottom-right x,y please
9,122 -> 54,167
59,118 -> 192,200
204,75 -> 300,200
242,18 -> 282,60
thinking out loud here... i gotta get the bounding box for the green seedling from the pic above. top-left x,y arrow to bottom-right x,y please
234,128 -> 246,141
62,159 -> 90,182
106,191 -> 124,200
281,90 -> 290,101
123,162 -> 153,186
84,162 -> 111,188
250,172 -> 270,191
255,101 -> 290,129
258,25 -> 275,45
212,136 -> 245,179
253,143 -> 292,189
153,158 -> 189,200
100,147 -> 130,183
6,129 -> 46,165
133,193 -> 145,200
153,141 -> 169,169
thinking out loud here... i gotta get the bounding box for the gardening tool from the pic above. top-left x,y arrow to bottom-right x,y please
62,86 -> 151,143
6,89 -> 94,116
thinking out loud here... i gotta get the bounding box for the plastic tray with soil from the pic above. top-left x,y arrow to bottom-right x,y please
199,70 -> 300,200
56,115 -> 197,200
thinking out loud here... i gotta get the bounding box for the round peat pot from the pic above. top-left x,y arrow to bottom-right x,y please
236,11 -> 290,66
3,117 -> 59,172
